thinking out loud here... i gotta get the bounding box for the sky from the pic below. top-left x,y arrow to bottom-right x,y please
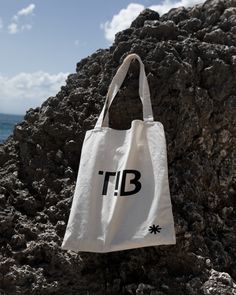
0,0 -> 204,115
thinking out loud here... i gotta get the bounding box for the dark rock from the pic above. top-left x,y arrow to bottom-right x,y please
178,17 -> 202,32
0,0 -> 236,294
204,28 -> 228,44
140,20 -> 180,40
131,9 -> 159,28
161,6 -> 189,24
202,269 -> 236,294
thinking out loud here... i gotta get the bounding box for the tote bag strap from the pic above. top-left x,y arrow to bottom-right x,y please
95,53 -> 154,128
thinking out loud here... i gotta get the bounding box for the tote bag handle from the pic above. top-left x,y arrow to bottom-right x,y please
95,53 -> 154,128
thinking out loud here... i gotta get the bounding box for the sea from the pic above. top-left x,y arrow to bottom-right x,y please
0,113 -> 24,144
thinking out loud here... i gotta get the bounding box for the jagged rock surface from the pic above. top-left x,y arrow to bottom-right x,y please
0,0 -> 236,294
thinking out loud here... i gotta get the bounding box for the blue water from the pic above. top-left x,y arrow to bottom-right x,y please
0,113 -> 24,144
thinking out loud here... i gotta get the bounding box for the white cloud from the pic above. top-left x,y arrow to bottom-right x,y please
74,39 -> 87,47
0,71 -> 68,115
101,3 -> 144,43
8,23 -> 32,34
101,0 -> 204,43
21,24 -> 32,31
150,0 -> 204,16
8,23 -> 19,34
9,3 -> 35,34
0,17 -> 3,29
17,4 -> 35,17
74,40 -> 80,46
12,15 -> 18,22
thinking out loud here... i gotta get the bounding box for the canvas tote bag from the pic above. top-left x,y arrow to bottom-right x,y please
61,53 -> 176,253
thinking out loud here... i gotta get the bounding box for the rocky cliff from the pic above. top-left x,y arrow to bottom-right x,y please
0,0 -> 236,294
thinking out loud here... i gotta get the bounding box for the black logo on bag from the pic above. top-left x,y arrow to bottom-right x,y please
148,224 -> 162,234
98,169 -> 141,196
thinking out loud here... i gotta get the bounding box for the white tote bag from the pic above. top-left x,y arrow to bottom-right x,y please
61,53 -> 176,253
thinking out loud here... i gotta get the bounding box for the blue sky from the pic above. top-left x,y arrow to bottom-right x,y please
0,0 -> 203,114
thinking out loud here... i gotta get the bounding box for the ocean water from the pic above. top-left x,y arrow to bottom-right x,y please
0,113 -> 24,144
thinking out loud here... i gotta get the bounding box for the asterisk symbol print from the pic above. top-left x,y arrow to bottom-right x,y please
148,224 -> 162,234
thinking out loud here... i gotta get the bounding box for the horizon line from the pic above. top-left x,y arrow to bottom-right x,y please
0,112 -> 25,116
